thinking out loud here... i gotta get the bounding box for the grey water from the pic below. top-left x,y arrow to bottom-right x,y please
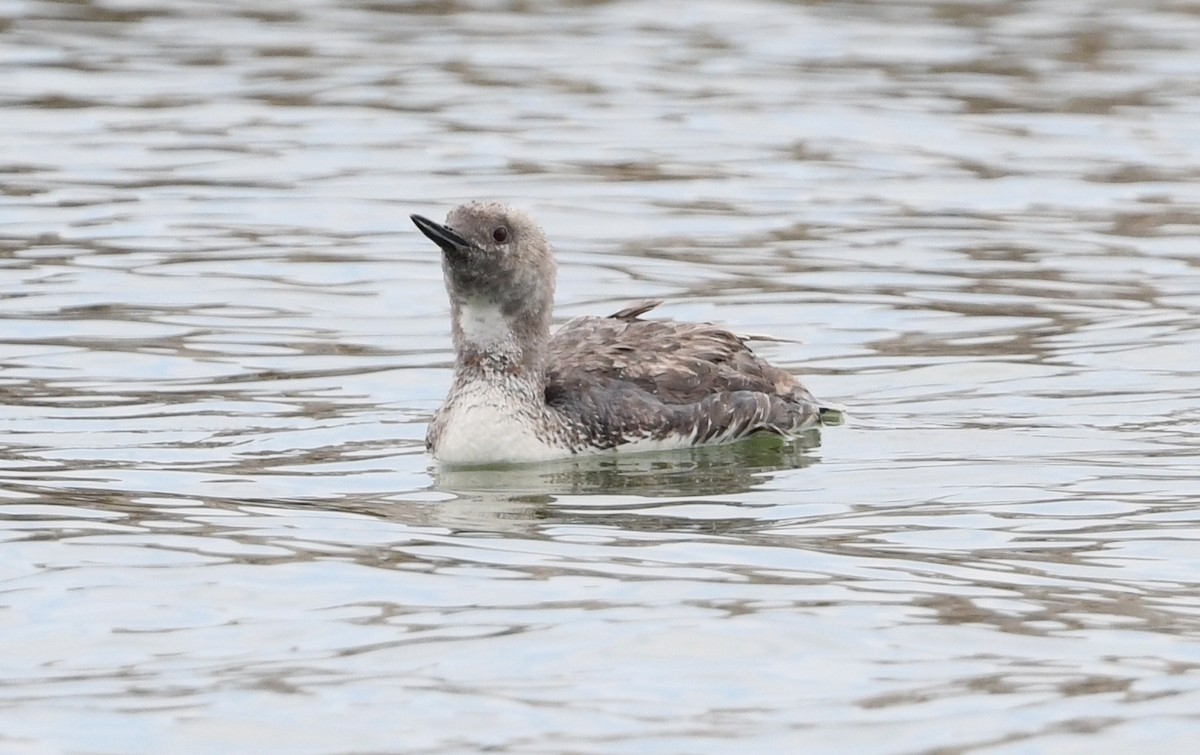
2,0 -> 1199,752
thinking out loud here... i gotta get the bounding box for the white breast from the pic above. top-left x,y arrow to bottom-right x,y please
431,384 -> 711,465
431,389 -> 568,465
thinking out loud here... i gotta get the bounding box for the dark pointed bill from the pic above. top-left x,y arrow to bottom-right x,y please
411,214 -> 472,256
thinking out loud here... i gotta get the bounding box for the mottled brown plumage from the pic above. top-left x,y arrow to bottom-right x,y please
411,202 -> 840,465
549,301 -> 817,407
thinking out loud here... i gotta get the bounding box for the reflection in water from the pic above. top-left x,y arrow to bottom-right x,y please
428,433 -> 825,532
3,0 -> 1200,751
432,431 -> 822,499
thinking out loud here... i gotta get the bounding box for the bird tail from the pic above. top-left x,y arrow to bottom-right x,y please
816,401 -> 846,425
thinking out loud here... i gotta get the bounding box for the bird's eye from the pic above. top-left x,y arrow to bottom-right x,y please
492,226 -> 508,243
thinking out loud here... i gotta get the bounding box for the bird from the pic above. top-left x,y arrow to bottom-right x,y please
411,201 -> 842,465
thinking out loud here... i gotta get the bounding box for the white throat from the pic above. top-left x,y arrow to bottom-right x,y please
456,298 -> 518,352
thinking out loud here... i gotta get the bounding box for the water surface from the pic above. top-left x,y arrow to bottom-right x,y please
3,0 -> 1200,752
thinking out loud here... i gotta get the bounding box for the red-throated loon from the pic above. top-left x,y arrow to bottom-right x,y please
411,201 -> 842,465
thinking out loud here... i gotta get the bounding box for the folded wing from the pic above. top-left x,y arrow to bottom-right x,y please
543,302 -> 827,448
547,301 -> 818,406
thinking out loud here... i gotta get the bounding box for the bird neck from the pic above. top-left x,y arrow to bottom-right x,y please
449,296 -> 550,394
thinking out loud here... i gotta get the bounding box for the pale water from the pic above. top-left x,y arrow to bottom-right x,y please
2,1 -> 1199,752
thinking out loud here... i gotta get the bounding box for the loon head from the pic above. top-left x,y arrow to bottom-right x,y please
412,201 -> 557,369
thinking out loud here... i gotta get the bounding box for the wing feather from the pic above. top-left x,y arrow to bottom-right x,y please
548,304 -> 819,407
